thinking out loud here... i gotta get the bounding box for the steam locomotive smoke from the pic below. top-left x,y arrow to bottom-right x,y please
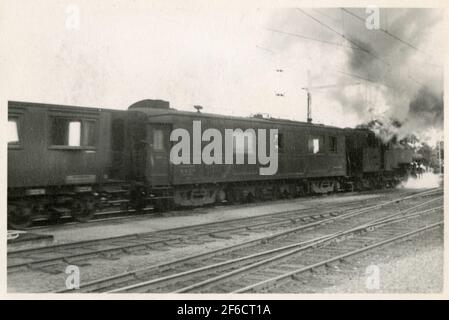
330,9 -> 444,144
400,172 -> 441,189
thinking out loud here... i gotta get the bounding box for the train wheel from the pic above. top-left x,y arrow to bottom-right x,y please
71,197 -> 96,222
132,199 -> 146,213
153,199 -> 166,213
255,187 -> 265,201
226,188 -> 236,203
246,192 -> 255,203
47,207 -> 61,225
216,189 -> 227,203
8,204 -> 33,229
271,186 -> 280,200
296,185 -> 306,197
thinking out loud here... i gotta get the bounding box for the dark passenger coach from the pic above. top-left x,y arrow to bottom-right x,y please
7,99 -> 414,229
7,101 -> 132,228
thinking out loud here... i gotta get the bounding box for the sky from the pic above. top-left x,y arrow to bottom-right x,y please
0,1 -> 445,145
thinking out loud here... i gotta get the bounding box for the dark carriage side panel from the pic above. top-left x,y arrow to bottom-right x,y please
110,110 -> 146,182
167,115 -> 263,185
345,128 -> 382,176
128,100 -> 348,195
8,101 -> 118,190
144,112 -> 347,185
146,122 -> 172,186
285,125 -> 346,179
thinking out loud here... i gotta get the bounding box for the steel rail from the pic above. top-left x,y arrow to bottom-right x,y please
57,192 -> 442,292
111,204 -> 441,293
12,190 -> 439,272
234,221 -> 443,293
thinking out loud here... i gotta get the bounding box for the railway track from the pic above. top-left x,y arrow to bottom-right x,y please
8,191 -> 411,273
57,188 -> 442,293
106,201 -> 443,293
233,214 -> 443,293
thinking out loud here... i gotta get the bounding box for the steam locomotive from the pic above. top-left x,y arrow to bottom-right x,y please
7,99 -> 414,228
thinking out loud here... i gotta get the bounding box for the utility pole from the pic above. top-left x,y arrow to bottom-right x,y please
301,79 -> 361,124
306,90 -> 312,123
306,70 -> 312,123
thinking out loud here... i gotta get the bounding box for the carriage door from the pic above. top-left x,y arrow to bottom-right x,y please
147,123 -> 171,186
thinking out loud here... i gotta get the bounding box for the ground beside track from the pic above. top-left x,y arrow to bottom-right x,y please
18,190 -> 409,244
7,227 -> 278,292
276,228 -> 444,293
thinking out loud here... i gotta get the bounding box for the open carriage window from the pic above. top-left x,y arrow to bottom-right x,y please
8,116 -> 20,145
308,135 -> 324,154
51,117 -> 97,147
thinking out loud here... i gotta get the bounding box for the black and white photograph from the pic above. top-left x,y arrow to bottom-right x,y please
1,1 -> 446,298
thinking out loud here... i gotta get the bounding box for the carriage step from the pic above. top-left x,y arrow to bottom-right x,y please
145,196 -> 173,200
101,189 -> 128,194
103,189 -> 128,194
108,199 -> 130,204
52,207 -> 71,214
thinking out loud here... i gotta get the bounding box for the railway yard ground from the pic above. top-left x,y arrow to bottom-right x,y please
13,191 -> 387,244
7,187 -> 444,294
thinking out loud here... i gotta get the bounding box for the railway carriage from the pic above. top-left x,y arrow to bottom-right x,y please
7,101 -> 131,228
7,98 -> 415,228
126,99 -> 348,208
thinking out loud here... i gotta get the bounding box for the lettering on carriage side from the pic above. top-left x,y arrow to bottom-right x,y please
169,121 -> 278,175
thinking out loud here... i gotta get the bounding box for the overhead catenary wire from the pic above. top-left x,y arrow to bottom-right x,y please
260,8 -> 438,122
295,8 -> 391,66
311,8 -> 342,24
340,7 -> 441,66
337,70 -> 392,89
266,28 -> 365,52
255,45 -> 276,54
338,8 -> 442,91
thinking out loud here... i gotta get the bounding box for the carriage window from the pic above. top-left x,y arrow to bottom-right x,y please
153,129 -> 164,150
51,118 -> 96,147
329,136 -> 337,153
8,117 -> 19,144
68,121 -> 81,146
308,136 -> 323,154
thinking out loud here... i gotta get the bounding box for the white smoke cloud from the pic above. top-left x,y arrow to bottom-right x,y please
0,4 -> 443,143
